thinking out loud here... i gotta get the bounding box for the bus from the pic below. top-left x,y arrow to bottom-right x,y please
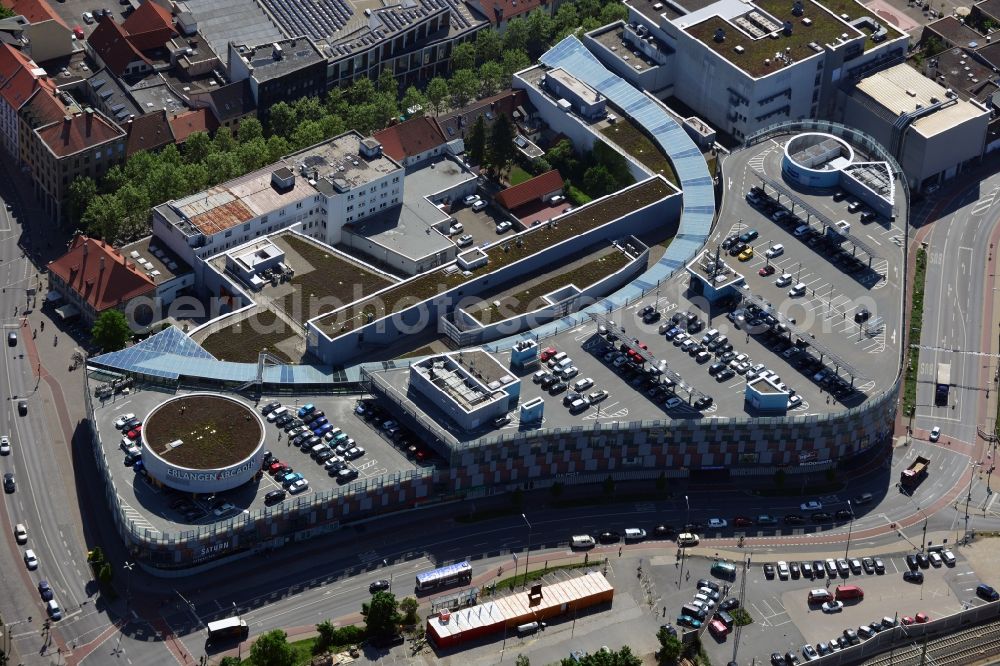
206,617 -> 249,643
415,561 -> 472,593
935,363 -> 951,406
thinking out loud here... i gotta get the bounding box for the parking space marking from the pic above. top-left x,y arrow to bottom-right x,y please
118,496 -> 160,535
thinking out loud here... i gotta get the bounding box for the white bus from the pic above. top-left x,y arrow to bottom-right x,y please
414,561 -> 472,593
206,617 -> 248,642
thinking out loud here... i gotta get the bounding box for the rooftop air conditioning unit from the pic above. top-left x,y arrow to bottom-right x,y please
734,45 -> 745,53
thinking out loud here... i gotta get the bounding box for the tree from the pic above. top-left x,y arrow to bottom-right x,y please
399,596 -> 419,626
219,658 -> 241,666
592,141 -> 631,187
449,68 -> 479,108
486,112 -> 515,176
560,646 -> 642,666
212,126 -> 236,154
479,60 -> 505,97
452,41 -> 477,71
377,67 -> 398,96
524,9 -> 555,55
81,193 -> 127,241
475,28 -> 502,64
92,309 -> 132,352
315,620 -> 337,652
503,17 -> 530,53
267,101 -> 297,138
67,177 -> 97,226
501,49 -> 531,79
426,77 -> 449,115
347,77 -> 377,106
583,165 -> 617,197
236,117 -> 263,143
657,628 -> 683,665
291,119 -> 326,150
516,655 -> 530,666
467,115 -> 487,164
362,591 -> 401,638
183,131 -> 212,164
554,3 -> 580,35
249,629 -> 294,666
401,86 -> 428,115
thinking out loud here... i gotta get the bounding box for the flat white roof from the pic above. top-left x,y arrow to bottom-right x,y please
855,63 -> 987,138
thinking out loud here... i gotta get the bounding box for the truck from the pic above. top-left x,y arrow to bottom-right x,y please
935,363 -> 951,406
900,456 -> 930,490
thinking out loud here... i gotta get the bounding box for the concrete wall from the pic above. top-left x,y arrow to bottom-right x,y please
307,178 -> 681,365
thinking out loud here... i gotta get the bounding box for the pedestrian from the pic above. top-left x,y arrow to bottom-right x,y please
619,546 -> 623,557
685,571 -> 690,581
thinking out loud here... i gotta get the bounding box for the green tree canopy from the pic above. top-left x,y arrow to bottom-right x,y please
399,596 -> 419,625
361,591 -> 401,638
449,68 -> 479,108
249,629 -> 294,666
475,28 -> 502,64
267,102 -> 297,138
657,627 -> 683,665
236,117 -> 263,143
501,49 -> 531,79
467,114 -> 487,164
67,177 -> 97,226
426,77 -> 449,115
479,60 -> 505,97
402,86 -> 428,116
560,646 -> 642,666
486,112 -> 514,176
452,41 -> 477,71
91,310 -> 132,352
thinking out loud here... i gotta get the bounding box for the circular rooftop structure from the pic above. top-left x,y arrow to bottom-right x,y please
782,132 -> 855,188
141,394 -> 266,493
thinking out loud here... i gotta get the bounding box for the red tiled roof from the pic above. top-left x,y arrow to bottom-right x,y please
123,1 -> 176,51
125,109 -> 174,156
495,170 -> 563,210
87,15 -> 149,77
2,0 -> 68,27
47,235 -> 156,313
123,0 -> 174,35
169,108 -> 216,143
373,116 -> 445,162
0,42 -> 31,82
21,86 -> 64,127
36,109 -> 124,158
476,0 -> 547,24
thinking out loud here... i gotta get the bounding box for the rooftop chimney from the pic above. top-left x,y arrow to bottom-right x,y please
99,255 -> 105,271
85,108 -> 94,135
82,240 -> 88,256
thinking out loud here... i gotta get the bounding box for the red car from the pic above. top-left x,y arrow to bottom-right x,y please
915,612 -> 929,623
733,516 -> 754,527
268,461 -> 288,475
127,426 -> 142,440
901,616 -> 915,626
73,25 -> 85,39
540,347 -> 557,362
759,265 -> 775,277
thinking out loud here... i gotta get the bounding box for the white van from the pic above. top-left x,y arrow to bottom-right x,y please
556,357 -> 574,371
516,621 -> 543,635
547,351 -> 568,367
571,535 -> 596,549
789,283 -> 806,297
624,528 -> 647,542
266,406 -> 288,422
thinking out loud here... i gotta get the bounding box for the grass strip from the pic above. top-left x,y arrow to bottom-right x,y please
483,562 -> 597,596
903,248 -> 927,417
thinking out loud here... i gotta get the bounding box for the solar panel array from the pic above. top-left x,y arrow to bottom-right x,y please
488,36 -> 716,351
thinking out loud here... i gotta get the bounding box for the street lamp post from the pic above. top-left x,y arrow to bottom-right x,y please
383,559 -> 393,592
843,501 -> 854,560
521,513 -> 532,589
233,602 -> 242,661
678,495 -> 690,588
123,561 -> 134,621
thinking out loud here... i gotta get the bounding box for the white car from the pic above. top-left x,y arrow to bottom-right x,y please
573,377 -> 594,392
213,502 -> 236,517
708,518 -> 727,528
822,600 -> 844,613
123,443 -> 141,458
24,549 -> 38,569
288,478 -> 309,494
765,244 -> 784,258
114,413 -> 136,429
472,200 -> 488,212
588,390 -> 609,404
496,220 -> 512,233
793,224 -> 810,237
0,436 -> 9,455
463,194 -> 480,205
777,561 -> 790,578
789,283 -> 806,297
929,426 -> 940,442
82,11 -> 94,23
800,500 -> 823,511
788,395 -> 802,408
775,273 -> 793,287
14,523 -> 27,544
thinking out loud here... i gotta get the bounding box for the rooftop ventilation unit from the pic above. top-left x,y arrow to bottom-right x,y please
734,44 -> 745,53
714,27 -> 726,42
792,0 -> 804,15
